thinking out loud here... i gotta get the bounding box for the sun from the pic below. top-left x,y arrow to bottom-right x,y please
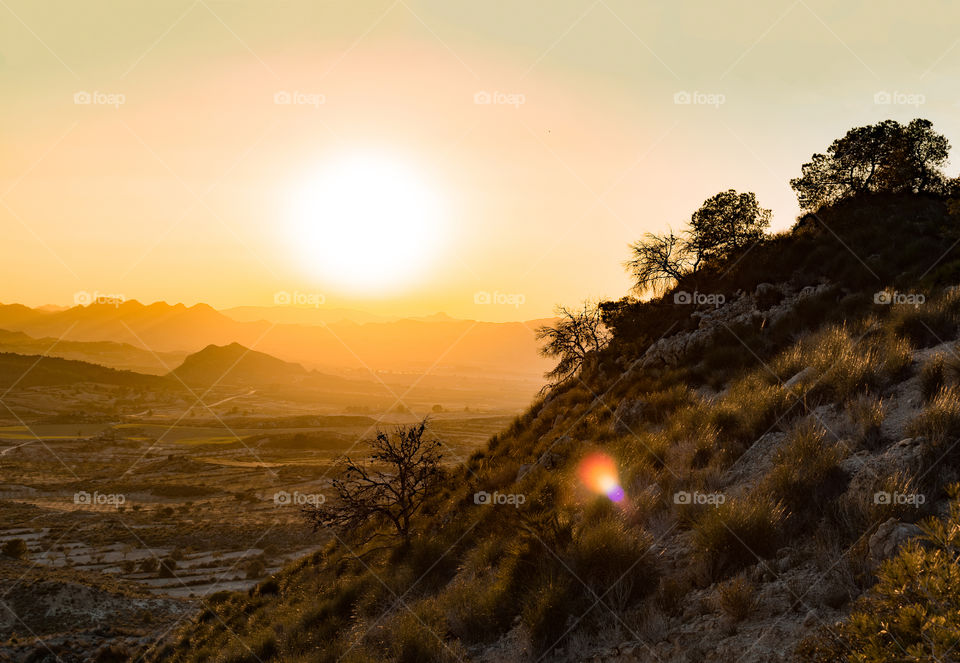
287,151 -> 447,295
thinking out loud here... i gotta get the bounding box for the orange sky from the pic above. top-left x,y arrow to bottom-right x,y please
4,1 -> 960,321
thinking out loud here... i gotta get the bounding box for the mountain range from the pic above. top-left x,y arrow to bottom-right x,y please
0,302 -> 552,378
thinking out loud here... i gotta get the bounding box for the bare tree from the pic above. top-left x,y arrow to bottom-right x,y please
626,230 -> 697,295
536,302 -> 611,387
302,420 -> 443,543
626,190 -> 770,295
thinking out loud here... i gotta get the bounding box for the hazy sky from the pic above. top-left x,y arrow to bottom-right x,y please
3,0 -> 960,321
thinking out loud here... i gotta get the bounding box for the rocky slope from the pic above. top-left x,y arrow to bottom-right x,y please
145,194 -> 960,663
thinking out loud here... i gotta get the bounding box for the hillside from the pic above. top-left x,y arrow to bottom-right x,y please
170,342 -> 309,386
0,328 -> 185,375
0,352 -> 172,389
144,191 -> 960,663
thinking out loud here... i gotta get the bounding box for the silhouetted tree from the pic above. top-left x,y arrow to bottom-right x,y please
627,190 -> 770,294
688,190 -> 770,263
536,302 -> 610,386
302,420 -> 443,543
626,230 -> 695,295
790,118 -> 950,212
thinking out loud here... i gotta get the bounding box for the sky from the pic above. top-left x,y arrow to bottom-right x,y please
3,0 -> 960,321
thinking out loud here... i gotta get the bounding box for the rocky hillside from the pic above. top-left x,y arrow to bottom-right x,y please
144,192 -> 960,663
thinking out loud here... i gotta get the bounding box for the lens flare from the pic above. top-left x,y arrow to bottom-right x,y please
577,452 -> 624,503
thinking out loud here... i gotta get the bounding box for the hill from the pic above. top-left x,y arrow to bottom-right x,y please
0,352 -> 171,389
169,342 -> 308,386
0,302 -> 552,378
0,328 -> 185,375
147,191 -> 960,663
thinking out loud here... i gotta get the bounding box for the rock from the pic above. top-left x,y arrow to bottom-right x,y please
882,437 -> 927,470
754,283 -> 783,308
536,449 -> 561,470
868,518 -> 923,562
784,367 -> 815,389
847,438 -> 929,496
839,450 -> 871,475
803,610 -> 819,628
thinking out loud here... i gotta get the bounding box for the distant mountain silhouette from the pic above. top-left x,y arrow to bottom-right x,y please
0,352 -> 170,389
170,342 -> 308,386
0,328 -> 184,375
0,301 -> 553,377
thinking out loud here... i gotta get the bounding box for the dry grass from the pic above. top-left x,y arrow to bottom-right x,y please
846,394 -> 885,450
715,574 -> 758,622
774,324 -> 912,400
691,493 -> 785,578
762,420 -> 848,530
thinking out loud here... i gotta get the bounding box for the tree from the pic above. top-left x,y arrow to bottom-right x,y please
303,420 -> 443,543
536,302 -> 611,386
688,190 -> 770,263
625,230 -> 694,295
626,190 -> 770,294
2,538 -> 28,560
790,118 -> 950,212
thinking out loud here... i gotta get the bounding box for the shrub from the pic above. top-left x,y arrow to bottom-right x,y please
92,644 -> 131,663
846,394 -> 885,449
798,488 -> 960,662
907,386 -> 960,479
691,494 -> 785,577
244,556 -> 267,580
763,421 -> 848,529
138,557 -> 159,574
384,602 -> 461,663
643,385 -> 692,423
919,353 -> 946,401
715,574 -> 758,622
568,518 -> 658,611
158,557 -> 177,578
1,538 -> 28,560
832,471 -> 928,541
889,288 -> 960,347
706,376 -> 790,451
522,575 -> 578,655
774,324 -> 912,401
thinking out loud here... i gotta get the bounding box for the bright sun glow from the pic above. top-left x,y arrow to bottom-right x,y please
288,151 -> 446,294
